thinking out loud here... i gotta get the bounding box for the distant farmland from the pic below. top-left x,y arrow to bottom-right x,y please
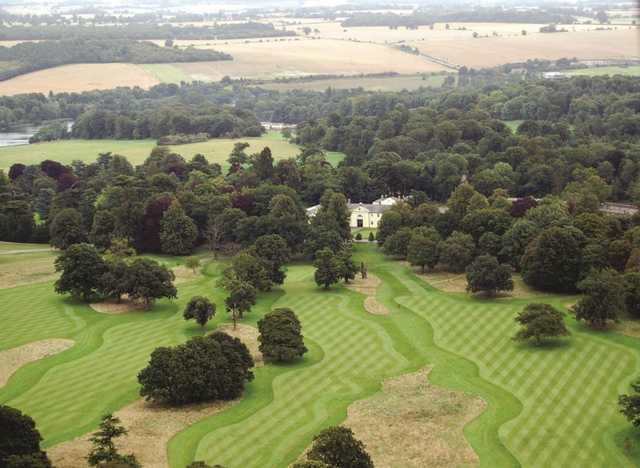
410,28 -> 639,68
0,63 -> 160,95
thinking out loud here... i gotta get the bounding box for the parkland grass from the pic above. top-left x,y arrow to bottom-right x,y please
0,131 -> 342,171
0,245 -> 639,467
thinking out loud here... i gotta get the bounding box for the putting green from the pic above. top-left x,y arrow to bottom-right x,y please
0,245 -> 638,467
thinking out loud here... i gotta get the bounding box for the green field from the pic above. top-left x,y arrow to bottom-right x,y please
0,131 -> 344,171
139,63 -> 194,84
257,73 -> 451,92
560,66 -> 640,77
1,245 -> 639,467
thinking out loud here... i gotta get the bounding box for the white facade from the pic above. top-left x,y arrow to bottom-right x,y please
306,197 -> 401,229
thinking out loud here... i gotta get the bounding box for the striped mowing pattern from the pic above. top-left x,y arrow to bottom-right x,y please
395,270 -> 637,468
191,266 -> 409,467
1,247 -> 639,467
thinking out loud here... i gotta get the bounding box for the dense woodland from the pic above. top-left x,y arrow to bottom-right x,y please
0,39 -> 230,81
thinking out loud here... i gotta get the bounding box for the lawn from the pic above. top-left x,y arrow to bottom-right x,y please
1,245 -> 639,467
560,65 -> 640,77
0,131 -> 342,171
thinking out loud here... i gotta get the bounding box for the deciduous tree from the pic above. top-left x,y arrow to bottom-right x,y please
513,303 -> 569,344
54,243 -> 108,302
258,308 -> 307,362
183,296 -> 216,328
306,426 -> 373,468
314,248 -> 341,289
466,255 -> 513,296
575,268 -> 625,328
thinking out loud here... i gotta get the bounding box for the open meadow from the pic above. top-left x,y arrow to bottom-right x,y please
0,131 -> 326,171
0,244 -> 638,467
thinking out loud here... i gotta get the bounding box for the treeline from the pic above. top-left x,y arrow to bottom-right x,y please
0,82 -> 396,131
71,106 -> 263,140
0,22 -> 294,41
0,39 -> 230,81
341,8 -> 576,28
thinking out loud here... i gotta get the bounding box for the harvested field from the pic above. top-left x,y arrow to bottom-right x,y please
0,339 -> 74,387
346,368 -> 485,467
411,28 -> 639,68
345,273 -> 390,315
174,39 -> 445,80
49,398 -> 236,468
0,63 -> 160,96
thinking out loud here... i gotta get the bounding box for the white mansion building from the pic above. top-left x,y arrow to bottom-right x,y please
306,196 -> 400,229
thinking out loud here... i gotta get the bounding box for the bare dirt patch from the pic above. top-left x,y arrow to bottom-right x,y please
216,323 -> 263,366
0,339 -> 74,387
172,265 -> 201,284
346,274 -> 389,315
90,297 -> 145,315
345,368 -> 485,468
49,398 -> 236,468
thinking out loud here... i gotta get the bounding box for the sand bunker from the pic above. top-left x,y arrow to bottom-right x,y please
345,368 -> 485,468
0,339 -> 74,387
346,274 -> 390,315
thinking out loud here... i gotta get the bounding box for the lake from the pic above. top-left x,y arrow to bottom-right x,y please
0,124 -> 41,147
